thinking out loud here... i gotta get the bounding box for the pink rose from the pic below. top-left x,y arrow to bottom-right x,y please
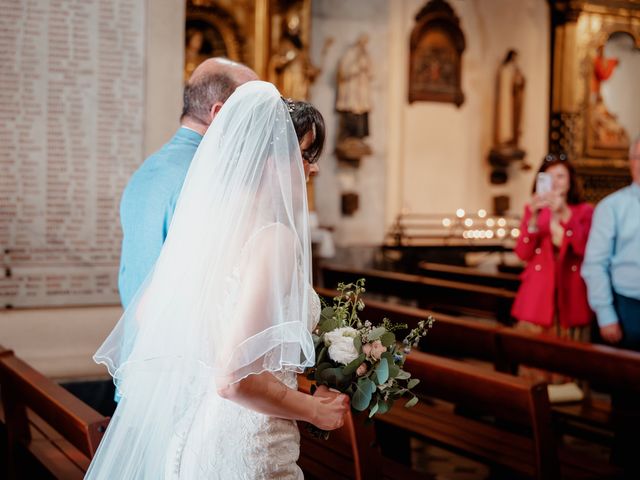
364,340 -> 387,361
356,363 -> 368,376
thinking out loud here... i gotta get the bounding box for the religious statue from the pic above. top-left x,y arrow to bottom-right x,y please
488,49 -> 528,184
269,9 -> 319,100
591,45 -> 618,102
335,34 -> 373,163
494,49 -> 526,150
589,45 -> 629,150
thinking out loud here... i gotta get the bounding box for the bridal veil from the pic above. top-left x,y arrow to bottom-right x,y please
85,81 -> 315,478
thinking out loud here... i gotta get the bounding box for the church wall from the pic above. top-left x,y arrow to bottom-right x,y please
310,0 -> 390,246
0,0 -> 183,379
311,0 -> 550,244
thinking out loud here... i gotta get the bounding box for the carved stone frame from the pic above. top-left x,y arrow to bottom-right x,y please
408,0 -> 465,107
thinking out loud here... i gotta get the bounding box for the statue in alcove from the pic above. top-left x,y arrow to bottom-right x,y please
488,49 -> 529,184
335,34 -> 373,164
269,8 -> 319,100
589,45 -> 629,151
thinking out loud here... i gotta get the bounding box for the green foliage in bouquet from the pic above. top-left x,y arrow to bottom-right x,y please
309,279 -> 434,418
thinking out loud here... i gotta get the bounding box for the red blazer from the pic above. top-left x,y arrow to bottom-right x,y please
511,202 -> 594,328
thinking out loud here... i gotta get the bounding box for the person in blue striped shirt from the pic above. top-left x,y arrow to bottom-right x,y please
582,137 -> 640,351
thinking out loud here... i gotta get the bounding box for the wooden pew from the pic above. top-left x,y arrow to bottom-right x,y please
316,288 -> 640,450
381,350 -> 560,479
497,328 -> 640,456
0,346 -> 109,479
297,376 -> 430,480
418,261 -> 521,291
321,263 -> 516,324
382,351 -> 623,479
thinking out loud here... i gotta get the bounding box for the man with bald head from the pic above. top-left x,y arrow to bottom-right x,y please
118,58 -> 258,308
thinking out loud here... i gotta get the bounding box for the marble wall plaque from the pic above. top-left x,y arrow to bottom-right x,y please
0,0 -> 145,307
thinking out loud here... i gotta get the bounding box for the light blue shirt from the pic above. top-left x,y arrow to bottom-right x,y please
582,182 -> 640,327
118,127 -> 203,308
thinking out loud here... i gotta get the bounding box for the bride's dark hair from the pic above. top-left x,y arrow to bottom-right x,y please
282,98 -> 325,164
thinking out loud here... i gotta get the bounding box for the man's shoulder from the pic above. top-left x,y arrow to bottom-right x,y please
125,138 -> 195,194
597,185 -> 632,208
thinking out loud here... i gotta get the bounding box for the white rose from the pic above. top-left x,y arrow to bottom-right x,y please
324,327 -> 360,365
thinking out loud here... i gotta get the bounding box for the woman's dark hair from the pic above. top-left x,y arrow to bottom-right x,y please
283,99 -> 325,164
532,153 -> 584,204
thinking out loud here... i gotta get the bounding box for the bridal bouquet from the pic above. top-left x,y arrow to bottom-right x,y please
307,279 -> 434,438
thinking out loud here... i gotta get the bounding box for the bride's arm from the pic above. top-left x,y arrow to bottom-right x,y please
217,372 -> 349,430
215,224 -> 349,430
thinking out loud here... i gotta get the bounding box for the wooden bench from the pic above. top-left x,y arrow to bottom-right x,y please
321,264 -> 516,324
297,376 -> 431,480
0,346 -> 109,479
418,261 -> 521,291
496,328 -> 640,453
316,288 -> 640,451
380,351 -> 622,479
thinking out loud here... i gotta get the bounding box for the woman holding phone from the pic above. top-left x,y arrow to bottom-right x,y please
511,154 -> 594,384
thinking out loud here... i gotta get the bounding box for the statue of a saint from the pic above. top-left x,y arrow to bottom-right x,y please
335,34 -> 373,163
269,9 -> 318,100
589,45 -> 629,150
494,49 -> 526,149
591,45 -> 619,103
488,49 -> 527,184
336,34 -> 373,140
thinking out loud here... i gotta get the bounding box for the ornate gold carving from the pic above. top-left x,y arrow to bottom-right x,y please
549,0 -> 637,200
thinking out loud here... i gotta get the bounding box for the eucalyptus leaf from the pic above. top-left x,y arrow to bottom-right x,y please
317,346 -> 328,364
395,370 -> 411,380
381,351 -> 394,363
358,377 -> 376,395
368,326 -> 387,341
376,400 -> 390,415
320,317 -> 339,333
369,402 -> 379,418
343,353 -> 366,376
353,336 -> 362,353
380,332 -> 396,347
404,396 -> 419,408
388,363 -> 400,379
407,378 -> 420,389
352,382 -> 373,411
320,306 -> 335,323
375,357 -> 389,384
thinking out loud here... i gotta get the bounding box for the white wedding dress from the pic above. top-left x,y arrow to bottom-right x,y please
165,288 -> 321,480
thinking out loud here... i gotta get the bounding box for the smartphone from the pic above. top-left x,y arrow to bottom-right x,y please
536,172 -> 552,195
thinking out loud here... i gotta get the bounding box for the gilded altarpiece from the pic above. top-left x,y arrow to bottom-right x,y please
549,0 -> 639,202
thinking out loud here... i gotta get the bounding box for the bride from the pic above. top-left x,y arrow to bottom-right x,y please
85,81 -> 349,479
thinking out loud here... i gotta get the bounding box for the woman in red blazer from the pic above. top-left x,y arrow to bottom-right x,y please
511,154 -> 594,344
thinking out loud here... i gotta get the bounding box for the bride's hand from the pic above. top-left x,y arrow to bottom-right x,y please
310,387 -> 350,431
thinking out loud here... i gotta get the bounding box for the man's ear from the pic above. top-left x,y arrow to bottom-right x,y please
209,102 -> 224,123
